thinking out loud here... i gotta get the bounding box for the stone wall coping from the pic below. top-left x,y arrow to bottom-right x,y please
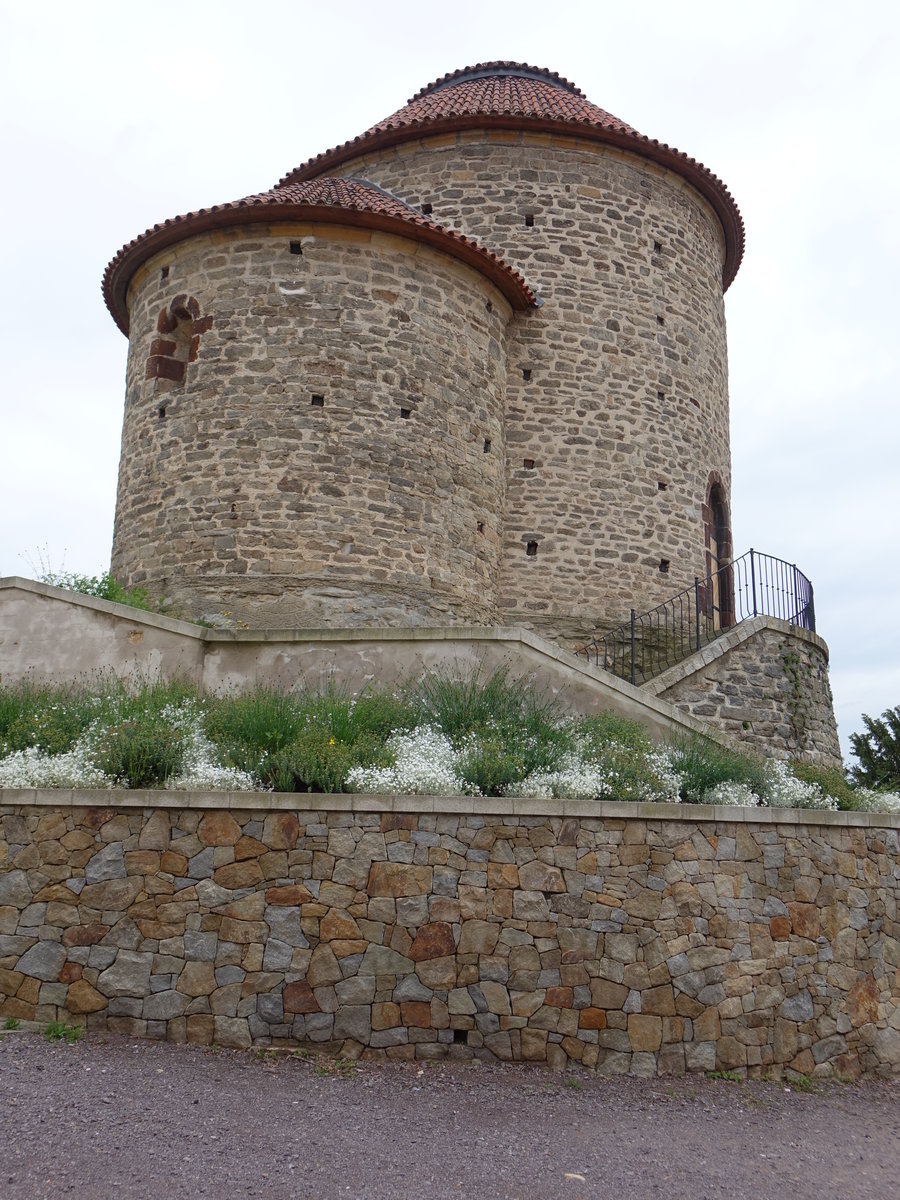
646,615 -> 831,696
1,788 -> 897,829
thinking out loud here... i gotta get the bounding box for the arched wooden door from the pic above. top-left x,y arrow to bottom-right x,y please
705,478 -> 733,630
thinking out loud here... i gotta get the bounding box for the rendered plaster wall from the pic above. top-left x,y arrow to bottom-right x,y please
112,224 -> 512,629
651,619 -> 842,768
1,795 -> 898,1078
339,131 -> 732,644
0,580 -> 732,750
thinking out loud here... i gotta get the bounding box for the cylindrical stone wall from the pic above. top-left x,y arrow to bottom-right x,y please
112,223 -> 512,628
335,131 -> 732,644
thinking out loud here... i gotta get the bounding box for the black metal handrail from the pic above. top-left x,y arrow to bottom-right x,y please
576,549 -> 816,686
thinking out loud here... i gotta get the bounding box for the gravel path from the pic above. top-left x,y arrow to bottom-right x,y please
1,1033 -> 898,1200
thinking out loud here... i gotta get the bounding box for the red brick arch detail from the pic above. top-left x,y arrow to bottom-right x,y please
146,294 -> 212,382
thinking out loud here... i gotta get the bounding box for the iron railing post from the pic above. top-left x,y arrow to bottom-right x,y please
808,584 -> 816,633
694,578 -> 700,653
630,609 -> 636,686
749,548 -> 757,618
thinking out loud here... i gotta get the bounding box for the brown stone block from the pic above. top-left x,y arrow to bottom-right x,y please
717,1037 -> 748,1069
234,836 -> 268,860
487,863 -> 519,889
642,985 -> 675,1016
381,814 -> 417,832
65,979 -> 107,1014
458,920 -> 500,956
214,860 -> 263,890
283,981 -> 319,1014
628,1014 -> 662,1052
491,890 -> 513,919
215,893 -> 265,922
330,940 -> 369,958
186,1014 -> 216,1044
320,909 -> 362,941
0,968 -> 24,996
693,1007 -> 721,1041
848,974 -> 879,1027
125,850 -> 160,875
590,979 -> 628,1009
198,812 -> 241,847
401,1001 -> 431,1028
219,918 -> 268,944
177,962 -> 216,998
17,978 -> 41,1005
82,808 -> 116,832
367,862 -> 433,898
787,903 -> 820,940
136,920 -> 181,940
60,830 -> 94,852
415,955 -> 458,984
661,1016 -> 684,1044
521,1028 -> 548,1061
61,924 -> 109,948
373,1002 -> 401,1030
0,998 -> 35,1021
511,991 -> 545,1018
80,878 -> 142,911
544,987 -> 574,1009
675,994 -> 704,1019
408,922 -> 456,961
34,883 -> 79,904
619,845 -> 650,866
160,851 -> 189,877
517,860 -> 565,893
429,897 -> 460,924
458,886 -> 488,920
266,884 -> 314,906
769,916 -> 791,940
579,1008 -> 607,1030
749,924 -> 775,961
263,813 -> 300,850
58,963 -> 82,984
429,998 -> 450,1029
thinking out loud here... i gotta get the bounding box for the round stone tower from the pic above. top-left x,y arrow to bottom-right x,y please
105,63 -> 744,641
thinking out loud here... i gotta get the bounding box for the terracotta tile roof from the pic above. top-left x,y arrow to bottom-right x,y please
280,63 -> 744,289
102,177 -> 537,333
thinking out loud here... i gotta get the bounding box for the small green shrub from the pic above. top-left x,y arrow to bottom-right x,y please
40,570 -> 153,613
3,1017 -> 20,1030
92,720 -> 184,787
668,734 -> 769,804
0,684 -> 93,756
790,762 -> 858,810
44,1021 -> 81,1044
261,729 -> 357,793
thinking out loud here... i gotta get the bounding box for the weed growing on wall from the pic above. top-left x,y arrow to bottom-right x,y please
0,670 -> 897,811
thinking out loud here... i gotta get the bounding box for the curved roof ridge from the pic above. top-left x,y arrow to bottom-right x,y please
411,61 -> 585,101
102,177 -> 537,333
277,65 -> 744,289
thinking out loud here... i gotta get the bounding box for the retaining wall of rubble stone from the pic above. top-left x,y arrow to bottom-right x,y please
1,792 -> 898,1077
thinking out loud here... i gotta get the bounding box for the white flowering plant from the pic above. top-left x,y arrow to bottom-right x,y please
1,672 -> 897,809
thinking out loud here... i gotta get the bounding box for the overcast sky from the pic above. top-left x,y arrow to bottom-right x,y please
1,0 -> 897,762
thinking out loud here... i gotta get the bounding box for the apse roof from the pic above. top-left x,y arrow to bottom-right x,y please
103,176 -> 537,333
280,62 -> 744,289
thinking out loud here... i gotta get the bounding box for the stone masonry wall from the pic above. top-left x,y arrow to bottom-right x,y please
2,795 -> 897,1078
652,620 -> 842,768
338,132 -> 732,643
112,225 -> 512,629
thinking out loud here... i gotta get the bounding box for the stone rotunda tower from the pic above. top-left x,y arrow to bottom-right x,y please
105,63 -> 744,643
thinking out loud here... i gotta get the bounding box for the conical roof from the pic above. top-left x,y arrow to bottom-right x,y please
280,63 -> 744,289
103,177 -> 536,333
